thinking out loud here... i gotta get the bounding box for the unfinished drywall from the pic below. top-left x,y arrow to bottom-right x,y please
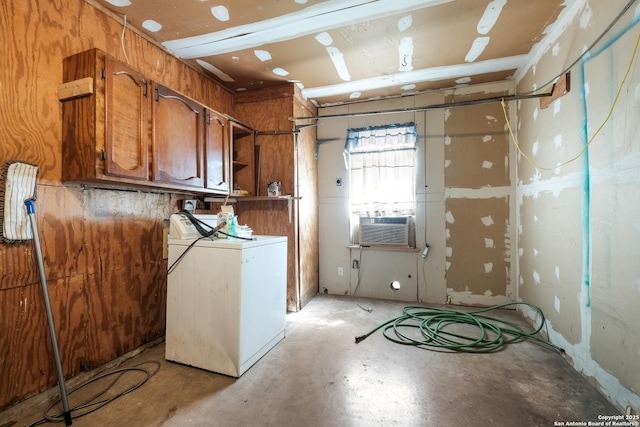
317,83 -> 517,306
515,0 -> 640,412
317,92 -> 447,304
443,82 -> 516,305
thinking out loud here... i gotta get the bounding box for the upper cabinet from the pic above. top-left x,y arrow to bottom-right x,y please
152,83 -> 204,189
205,109 -> 231,194
60,48 -> 233,196
62,48 -> 151,185
104,56 -> 149,180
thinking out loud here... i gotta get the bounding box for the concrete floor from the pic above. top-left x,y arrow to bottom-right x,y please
2,294 -> 620,427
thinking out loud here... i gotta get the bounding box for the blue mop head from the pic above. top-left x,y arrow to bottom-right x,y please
1,161 -> 38,243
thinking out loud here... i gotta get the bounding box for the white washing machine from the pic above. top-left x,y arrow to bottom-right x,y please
165,214 -> 287,377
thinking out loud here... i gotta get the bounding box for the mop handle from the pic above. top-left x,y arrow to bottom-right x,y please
25,200 -> 72,426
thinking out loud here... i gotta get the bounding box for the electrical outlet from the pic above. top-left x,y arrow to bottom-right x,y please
338,267 -> 344,276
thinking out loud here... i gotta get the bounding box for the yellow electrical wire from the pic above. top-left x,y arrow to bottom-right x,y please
502,26 -> 640,171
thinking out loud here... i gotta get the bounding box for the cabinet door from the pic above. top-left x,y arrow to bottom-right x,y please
204,109 -> 230,193
152,83 -> 204,188
104,57 -> 149,180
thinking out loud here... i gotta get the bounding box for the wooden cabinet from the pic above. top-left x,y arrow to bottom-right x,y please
205,109 -> 231,193
152,83 -> 204,189
61,48 -> 230,196
62,49 -> 151,185
230,121 -> 256,195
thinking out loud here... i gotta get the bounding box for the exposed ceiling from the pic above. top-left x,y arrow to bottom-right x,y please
89,0 -> 572,107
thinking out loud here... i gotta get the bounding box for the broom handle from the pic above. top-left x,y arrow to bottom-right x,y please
25,200 -> 72,426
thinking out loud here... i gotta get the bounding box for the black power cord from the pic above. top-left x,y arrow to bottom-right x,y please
26,361 -> 161,426
166,210 -> 227,274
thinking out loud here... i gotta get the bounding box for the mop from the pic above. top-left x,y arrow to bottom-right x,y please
1,161 -> 72,425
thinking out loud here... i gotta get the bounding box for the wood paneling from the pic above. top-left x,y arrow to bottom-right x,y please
294,89 -> 319,309
234,84 -> 318,312
0,0 -> 232,409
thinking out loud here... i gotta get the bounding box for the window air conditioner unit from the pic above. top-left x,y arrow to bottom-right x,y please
359,216 -> 410,246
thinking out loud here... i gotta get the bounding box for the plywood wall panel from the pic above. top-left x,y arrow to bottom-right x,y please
0,0 -> 228,409
0,275 -> 86,406
293,87 -> 319,308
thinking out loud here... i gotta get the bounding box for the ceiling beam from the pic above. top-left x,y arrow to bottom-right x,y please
163,0 -> 453,59
303,55 -> 528,100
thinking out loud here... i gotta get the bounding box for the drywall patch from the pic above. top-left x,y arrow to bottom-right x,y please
211,5 -> 230,22
349,92 -> 361,99
532,140 -> 539,155
142,19 -> 162,32
482,135 -> 493,142
553,98 -> 562,116
456,77 -> 472,84
485,238 -> 495,248
444,135 -> 452,145
554,134 -> 563,148
579,4 -> 593,29
533,270 -> 540,284
326,47 -> 351,81
272,67 -> 289,76
444,159 -> 451,168
254,50 -> 272,62
482,161 -> 493,169
315,32 -> 333,46
477,0 -> 506,35
446,247 -> 453,257
484,262 -> 493,273
466,36 -> 490,62
444,109 -> 452,121
480,215 -> 494,226
554,295 -> 561,312
398,37 -> 414,71
398,15 -> 412,32
552,42 -> 560,56
445,211 -> 455,224
555,266 -> 560,280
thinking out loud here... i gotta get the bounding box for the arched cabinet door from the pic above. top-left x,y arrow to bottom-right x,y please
104,56 -> 149,180
205,109 -> 231,194
151,83 -> 204,189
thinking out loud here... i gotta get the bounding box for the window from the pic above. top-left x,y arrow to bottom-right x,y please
345,122 -> 417,245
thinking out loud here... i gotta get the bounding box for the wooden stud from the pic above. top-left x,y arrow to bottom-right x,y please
58,77 -> 94,101
540,72 -> 570,109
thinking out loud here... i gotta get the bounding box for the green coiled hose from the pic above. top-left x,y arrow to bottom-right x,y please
355,302 -> 563,353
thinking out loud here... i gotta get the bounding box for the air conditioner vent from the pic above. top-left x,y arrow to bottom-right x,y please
359,217 -> 410,246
